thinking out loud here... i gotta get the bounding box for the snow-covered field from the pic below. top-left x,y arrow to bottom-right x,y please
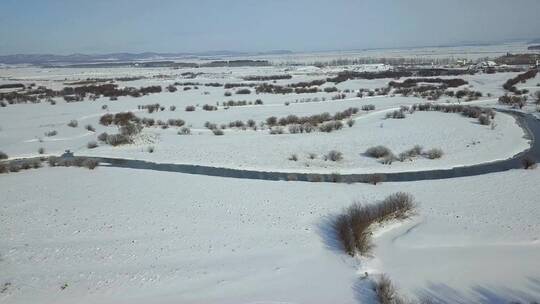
1,166 -> 539,304
1,45 -> 540,303
0,65 -> 533,173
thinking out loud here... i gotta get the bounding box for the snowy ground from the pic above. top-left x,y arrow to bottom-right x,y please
1,46 -> 540,303
1,166 -> 539,304
0,66 -> 532,173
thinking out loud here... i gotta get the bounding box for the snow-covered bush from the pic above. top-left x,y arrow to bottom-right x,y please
67,120 -> 78,128
325,150 -> 343,162
334,192 -> 415,256
365,146 -> 393,158
425,148 -> 443,159
522,157 -> 536,169
178,127 -> 191,135
87,141 -> 98,149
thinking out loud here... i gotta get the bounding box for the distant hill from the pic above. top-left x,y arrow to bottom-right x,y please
0,50 -> 293,65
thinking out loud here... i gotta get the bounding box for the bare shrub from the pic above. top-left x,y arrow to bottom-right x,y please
365,146 -> 392,158
87,141 -> 98,149
202,104 -> 217,111
319,121 -> 343,132
82,158 -> 99,169
119,122 -> 142,136
478,114 -> 491,125
308,153 -> 317,159
106,134 -> 132,146
167,118 -> 185,127
334,193 -> 415,256
85,124 -> 95,132
99,113 -> 114,125
147,146 -> 155,153
269,127 -> 284,135
288,154 -> 298,161
213,129 -> 224,136
21,161 -> 32,170
247,119 -> 256,128
67,120 -> 78,128
386,110 -> 406,119
236,88 -> 251,94
38,147 -> 45,154
8,163 -> 20,172
0,151 -> 7,160
425,148 -> 443,159
97,132 -> 108,142
185,105 -> 195,111
374,274 -> 398,304
380,153 -> 395,165
347,119 -> 355,127
362,104 -> 375,111
522,157 -> 536,169
169,105 -> 176,111
398,145 -> 423,161
366,174 -> 385,185
45,130 -> 58,137
325,150 -> 343,162
0,163 -> 8,174
178,127 -> 191,135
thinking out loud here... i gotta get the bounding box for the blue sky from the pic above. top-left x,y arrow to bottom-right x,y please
1,0 -> 539,55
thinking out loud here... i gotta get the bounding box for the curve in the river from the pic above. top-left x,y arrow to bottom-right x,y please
88,109 -> 540,183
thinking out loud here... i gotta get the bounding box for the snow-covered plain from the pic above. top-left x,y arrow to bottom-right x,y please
0,66 -> 531,173
1,43 -> 540,303
1,166 -> 539,304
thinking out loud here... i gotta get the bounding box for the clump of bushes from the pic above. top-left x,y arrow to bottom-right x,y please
269,127 -> 284,135
87,141 -> 98,149
1,159 -> 43,174
334,192 -> 416,256
478,114 -> 491,125
498,94 -> 527,109
167,119 -> 185,127
374,275 -> 402,304
48,156 -> 99,169
202,104 -> 217,111
185,105 -> 196,111
398,145 -> 423,161
325,150 -> 343,162
45,130 -> 58,137
424,148 -> 443,159
365,146 -> 393,158
178,127 -> 191,135
361,104 -> 375,111
319,121 -> 343,133
67,120 -> 78,128
386,109 -> 406,119
236,88 -> 251,94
